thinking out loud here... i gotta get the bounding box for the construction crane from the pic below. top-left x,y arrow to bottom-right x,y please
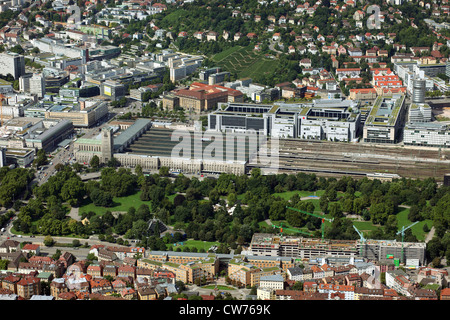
353,225 -> 366,257
272,222 -> 314,237
286,206 -> 334,241
396,221 -> 419,264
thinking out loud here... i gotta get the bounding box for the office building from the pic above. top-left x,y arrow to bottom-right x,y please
43,101 -> 108,128
24,119 -> 74,152
101,80 -> 126,101
412,78 -> 426,104
0,147 -> 6,167
209,71 -> 230,85
408,103 -> 432,123
0,52 -> 25,79
164,82 -> 244,113
20,74 -> 45,98
74,120 -> 247,175
362,95 -> 406,144
30,38 -> 89,63
209,99 -> 361,141
403,123 -> 450,148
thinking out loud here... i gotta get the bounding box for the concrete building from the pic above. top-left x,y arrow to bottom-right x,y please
101,126 -> 114,163
24,119 -> 74,152
199,67 -> 221,81
165,82 -> 244,113
19,74 -> 45,98
209,100 -> 361,142
408,103 -> 432,123
30,38 -> 89,63
385,269 -> 413,297
43,101 -> 108,128
412,78 -> 426,104
101,80 -> 126,101
362,95 -> 406,144
403,122 -> 450,148
208,71 -> 230,85
0,52 -> 25,79
249,233 -> 427,265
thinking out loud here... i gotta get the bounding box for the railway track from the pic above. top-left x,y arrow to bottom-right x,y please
252,139 -> 450,181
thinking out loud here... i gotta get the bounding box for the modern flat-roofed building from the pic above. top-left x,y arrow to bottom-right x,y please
248,233 -> 426,265
4,148 -> 35,167
43,101 -> 108,127
403,122 -> 450,148
408,103 -> 432,123
362,95 -> 406,144
24,119 -> 74,152
209,100 -> 361,141
0,52 -> 25,80
101,80 -> 126,101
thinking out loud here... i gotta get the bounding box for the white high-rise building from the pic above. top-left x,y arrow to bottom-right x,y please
19,74 -> 45,98
30,74 -> 45,98
19,74 -> 31,93
0,52 -> 25,80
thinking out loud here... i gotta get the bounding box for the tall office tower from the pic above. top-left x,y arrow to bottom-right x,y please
0,52 -> 25,79
30,74 -> 46,98
19,74 -> 31,93
412,78 -> 426,104
101,127 -> 114,163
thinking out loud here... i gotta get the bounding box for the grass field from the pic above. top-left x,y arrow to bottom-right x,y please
272,190 -> 325,201
266,219 -> 317,236
170,239 -> 219,251
351,207 -> 432,241
201,285 -> 235,290
79,191 -> 152,216
396,207 -> 432,241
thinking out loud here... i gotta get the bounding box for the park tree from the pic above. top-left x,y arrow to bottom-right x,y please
44,235 -> 54,246
90,155 -> 100,170
90,188 -> 113,207
159,166 -> 169,177
60,177 -> 86,206
33,149 -> 48,168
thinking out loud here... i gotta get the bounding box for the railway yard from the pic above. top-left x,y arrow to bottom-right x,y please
252,139 -> 450,182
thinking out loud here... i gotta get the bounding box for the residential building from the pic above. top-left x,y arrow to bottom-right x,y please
259,274 -> 285,290
386,269 -> 413,297
318,283 -> 355,300
16,277 -> 41,299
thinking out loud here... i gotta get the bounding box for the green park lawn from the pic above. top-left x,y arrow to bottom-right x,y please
396,207 -> 432,241
201,285 -> 235,290
78,190 -> 152,216
170,239 -> 219,251
272,190 -> 324,201
351,207 -> 432,241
